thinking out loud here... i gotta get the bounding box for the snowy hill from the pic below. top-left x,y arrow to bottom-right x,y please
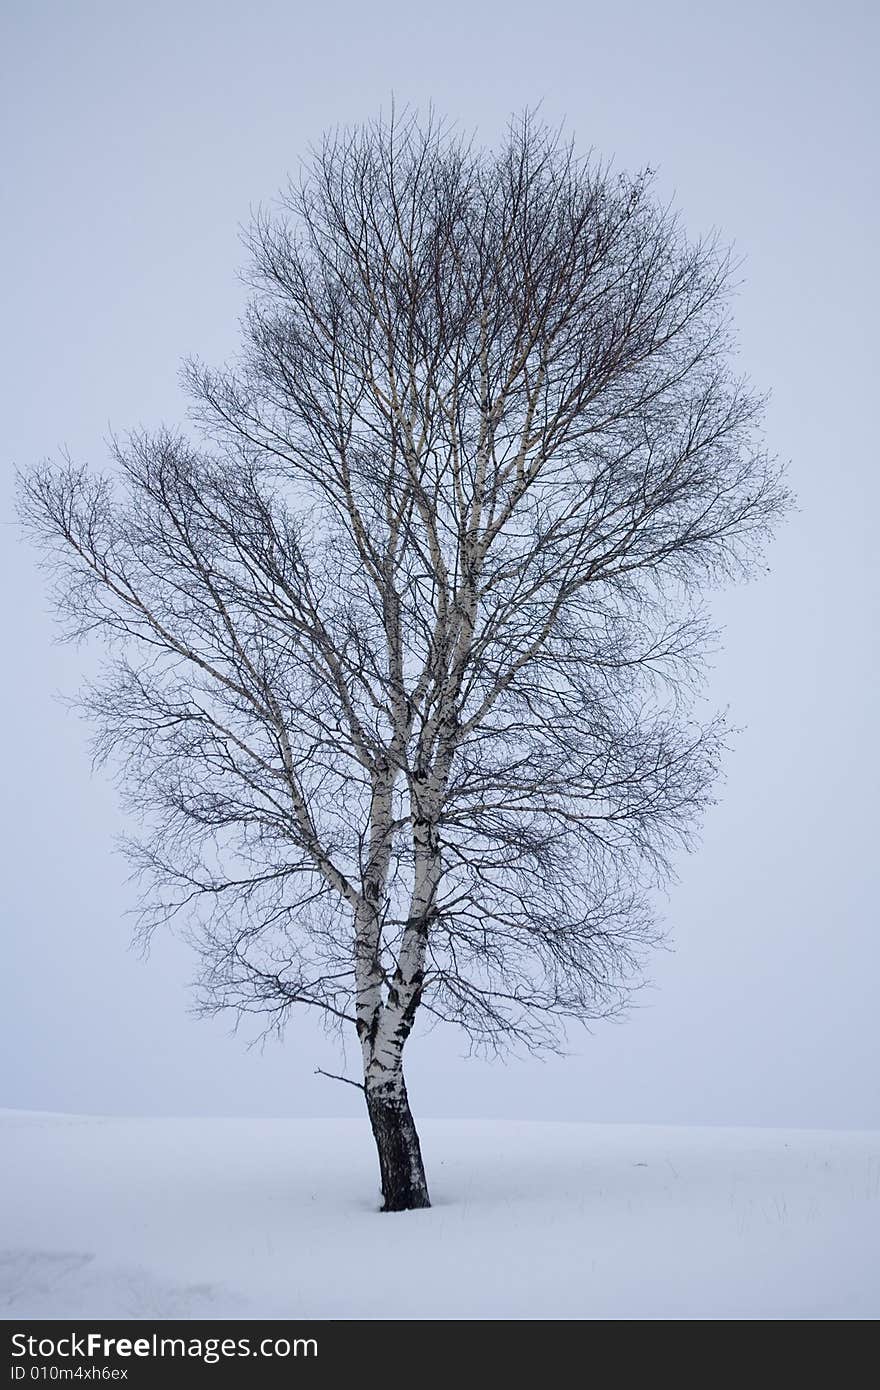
2,1110 -> 878,1319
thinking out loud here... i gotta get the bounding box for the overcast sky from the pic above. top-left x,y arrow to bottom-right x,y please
2,0 -> 877,1128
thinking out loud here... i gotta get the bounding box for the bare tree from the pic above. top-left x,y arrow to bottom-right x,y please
18,111 -> 788,1211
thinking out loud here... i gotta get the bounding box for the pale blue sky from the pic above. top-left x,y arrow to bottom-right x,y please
2,0 -> 878,1125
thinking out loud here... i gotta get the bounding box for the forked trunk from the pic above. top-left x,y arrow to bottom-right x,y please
364,1073 -> 430,1212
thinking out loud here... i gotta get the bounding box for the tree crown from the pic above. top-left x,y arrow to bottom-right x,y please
19,111 -> 788,1055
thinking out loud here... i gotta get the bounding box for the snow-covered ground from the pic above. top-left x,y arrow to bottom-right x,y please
2,1110 -> 878,1319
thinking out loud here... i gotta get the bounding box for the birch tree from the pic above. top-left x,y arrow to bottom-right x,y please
19,112 -> 787,1210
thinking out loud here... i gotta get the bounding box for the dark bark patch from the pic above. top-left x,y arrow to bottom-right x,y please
365,1079 -> 431,1212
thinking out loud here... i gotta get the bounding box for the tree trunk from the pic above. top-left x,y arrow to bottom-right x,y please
364,1073 -> 430,1212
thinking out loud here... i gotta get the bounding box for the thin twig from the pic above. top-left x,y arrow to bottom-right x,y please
315,1066 -> 365,1093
